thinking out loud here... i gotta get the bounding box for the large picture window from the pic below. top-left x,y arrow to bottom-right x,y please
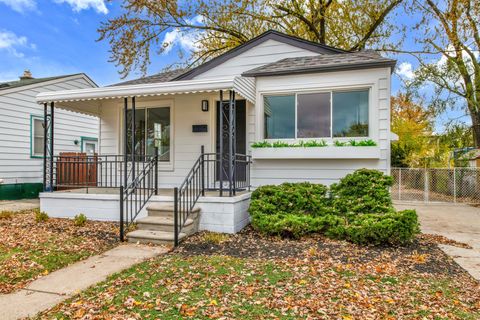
127,106 -> 171,161
264,89 -> 369,139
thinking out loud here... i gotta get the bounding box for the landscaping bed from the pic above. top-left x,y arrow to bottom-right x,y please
37,229 -> 480,319
0,209 -> 117,294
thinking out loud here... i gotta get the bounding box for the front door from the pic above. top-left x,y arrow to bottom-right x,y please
216,100 -> 246,182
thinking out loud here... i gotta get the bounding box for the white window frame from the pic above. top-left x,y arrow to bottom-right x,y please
30,115 -> 44,158
261,87 -> 372,141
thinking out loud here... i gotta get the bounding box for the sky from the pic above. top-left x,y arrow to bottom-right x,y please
0,0 -> 472,130
0,0 -> 184,85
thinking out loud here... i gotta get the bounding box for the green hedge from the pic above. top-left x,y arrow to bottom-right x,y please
249,169 -> 419,245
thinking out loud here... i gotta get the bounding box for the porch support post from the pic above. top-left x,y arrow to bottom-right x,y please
231,90 -> 236,196
49,102 -> 54,191
123,98 -> 128,188
154,147 -> 158,195
228,90 -> 234,196
43,103 -> 48,191
131,96 -> 136,183
219,90 -> 224,196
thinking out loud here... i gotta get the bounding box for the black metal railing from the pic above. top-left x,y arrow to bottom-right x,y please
120,153 -> 158,241
173,147 -> 251,246
50,154 -> 155,190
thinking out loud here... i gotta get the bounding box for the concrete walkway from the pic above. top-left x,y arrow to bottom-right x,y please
0,199 -> 39,212
395,201 -> 480,281
0,244 -> 168,320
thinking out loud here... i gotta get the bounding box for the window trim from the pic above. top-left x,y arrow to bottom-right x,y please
80,136 -> 98,153
262,87 -> 371,141
121,100 -> 174,171
30,115 -> 44,159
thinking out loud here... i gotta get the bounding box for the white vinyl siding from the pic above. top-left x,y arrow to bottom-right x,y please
193,39 -> 320,80
0,76 -> 99,184
250,67 -> 391,187
99,92 -> 219,188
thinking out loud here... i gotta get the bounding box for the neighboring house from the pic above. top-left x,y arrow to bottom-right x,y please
467,149 -> 480,167
36,30 -> 396,244
0,71 -> 99,200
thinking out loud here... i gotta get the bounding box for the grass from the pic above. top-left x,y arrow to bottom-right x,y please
0,209 -> 118,293
38,252 -> 480,319
200,232 -> 230,244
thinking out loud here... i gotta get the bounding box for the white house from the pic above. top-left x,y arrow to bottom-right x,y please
0,71 -> 99,200
36,31 -> 395,245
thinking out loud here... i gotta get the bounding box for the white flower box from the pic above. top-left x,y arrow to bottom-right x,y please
251,146 -> 381,159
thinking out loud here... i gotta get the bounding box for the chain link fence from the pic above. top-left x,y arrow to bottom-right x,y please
391,168 -> 480,204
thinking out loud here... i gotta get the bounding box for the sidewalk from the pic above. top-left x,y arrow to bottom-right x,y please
395,201 -> 480,281
0,199 -> 39,211
0,244 -> 168,320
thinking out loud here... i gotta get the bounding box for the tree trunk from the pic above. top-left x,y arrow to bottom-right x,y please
471,111 -> 480,147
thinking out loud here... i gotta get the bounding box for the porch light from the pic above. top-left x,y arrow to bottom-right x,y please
201,100 -> 209,112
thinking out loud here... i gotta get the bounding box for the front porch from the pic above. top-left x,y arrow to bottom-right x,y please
36,77 -> 256,245
40,188 -> 251,234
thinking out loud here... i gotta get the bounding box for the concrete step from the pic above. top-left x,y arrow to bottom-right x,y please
146,203 -> 201,218
127,230 -> 187,245
137,216 -> 195,233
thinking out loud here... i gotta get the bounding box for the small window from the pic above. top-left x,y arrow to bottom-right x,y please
31,117 -> 44,157
332,90 -> 369,137
264,95 -> 295,139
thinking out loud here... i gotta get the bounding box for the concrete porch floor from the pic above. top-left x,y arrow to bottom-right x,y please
56,187 -> 250,197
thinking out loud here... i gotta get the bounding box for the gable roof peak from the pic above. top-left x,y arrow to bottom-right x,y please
173,30 -> 347,81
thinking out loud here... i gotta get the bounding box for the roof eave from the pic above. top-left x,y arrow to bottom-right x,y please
242,61 -> 397,77
35,77 -> 236,104
0,73 -> 97,96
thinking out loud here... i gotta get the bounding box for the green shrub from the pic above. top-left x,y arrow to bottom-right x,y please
248,169 -> 419,245
74,213 -> 87,227
334,140 -> 348,146
251,139 -> 377,148
330,169 -> 394,214
342,210 -> 420,245
298,140 -> 327,147
35,211 -> 49,223
349,139 -> 377,146
272,141 -> 291,148
251,141 -> 272,148
249,182 -> 332,217
251,213 -> 345,239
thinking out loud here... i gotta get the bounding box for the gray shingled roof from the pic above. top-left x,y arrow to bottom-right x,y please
0,74 -> 82,91
111,69 -> 188,86
242,51 -> 396,77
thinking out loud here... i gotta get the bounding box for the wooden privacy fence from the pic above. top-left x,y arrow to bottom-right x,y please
391,167 -> 480,204
55,152 -> 98,189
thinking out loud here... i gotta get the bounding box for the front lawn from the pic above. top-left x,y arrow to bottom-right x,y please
37,228 -> 480,319
0,209 -> 118,294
